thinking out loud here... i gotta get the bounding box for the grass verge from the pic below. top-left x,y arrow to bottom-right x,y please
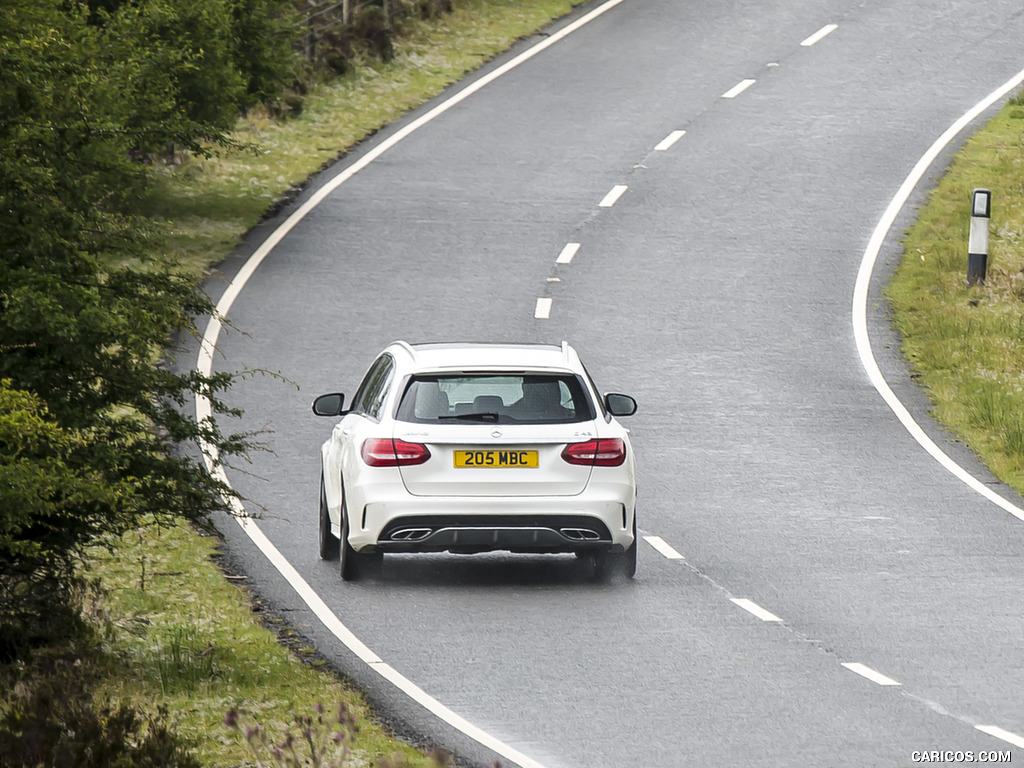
82,520 -> 438,767
887,94 -> 1024,494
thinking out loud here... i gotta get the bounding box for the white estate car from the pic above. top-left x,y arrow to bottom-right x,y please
312,341 -> 638,581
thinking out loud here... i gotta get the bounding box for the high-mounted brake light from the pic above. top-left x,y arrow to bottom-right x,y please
561,438 -> 626,467
361,438 -> 431,467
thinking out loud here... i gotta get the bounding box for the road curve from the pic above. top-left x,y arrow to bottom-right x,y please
197,0 -> 1024,765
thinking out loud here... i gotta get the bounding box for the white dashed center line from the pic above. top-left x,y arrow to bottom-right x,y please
643,535 -> 684,560
534,298 -> 552,319
598,184 -> 628,207
730,598 -> 783,622
841,662 -> 901,686
654,130 -> 686,151
975,725 -> 1024,749
556,242 -> 581,264
800,23 -> 838,47
722,79 -> 756,99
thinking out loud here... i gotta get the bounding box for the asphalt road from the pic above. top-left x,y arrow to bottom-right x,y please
198,1 -> 1024,765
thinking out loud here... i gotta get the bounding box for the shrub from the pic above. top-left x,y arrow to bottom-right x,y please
1,0 -> 256,660
0,652 -> 200,768
352,6 -> 395,62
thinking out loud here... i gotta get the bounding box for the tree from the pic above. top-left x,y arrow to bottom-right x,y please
0,0 -> 267,657
226,0 -> 300,106
0,382 -> 114,654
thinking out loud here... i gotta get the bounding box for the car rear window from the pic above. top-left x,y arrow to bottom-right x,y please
396,373 -> 595,424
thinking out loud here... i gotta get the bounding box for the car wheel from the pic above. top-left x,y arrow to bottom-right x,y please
593,513 -> 637,581
621,512 -> 638,578
339,496 -> 359,581
339,492 -> 382,582
318,472 -> 340,561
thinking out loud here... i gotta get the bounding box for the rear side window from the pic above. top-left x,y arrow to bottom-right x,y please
350,355 -> 394,420
396,374 -> 595,424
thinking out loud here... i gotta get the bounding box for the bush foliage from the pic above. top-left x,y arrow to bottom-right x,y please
0,0 -> 298,658
0,645 -> 201,768
0,0 -> 459,660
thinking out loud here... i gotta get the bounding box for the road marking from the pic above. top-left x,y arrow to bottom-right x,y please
852,64 -> 1024,524
730,598 -> 783,622
643,535 -> 684,559
654,130 -> 686,151
800,23 -> 837,47
598,184 -> 628,207
722,79 -> 756,99
841,662 -> 901,686
534,298 -> 552,319
194,1 -> 633,765
556,242 -> 580,264
975,725 -> 1024,749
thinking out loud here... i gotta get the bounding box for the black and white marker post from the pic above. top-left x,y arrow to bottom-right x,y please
967,188 -> 991,286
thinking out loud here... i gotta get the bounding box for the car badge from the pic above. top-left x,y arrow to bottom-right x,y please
490,429 -> 502,438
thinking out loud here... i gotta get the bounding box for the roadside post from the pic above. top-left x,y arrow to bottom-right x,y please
967,188 -> 991,286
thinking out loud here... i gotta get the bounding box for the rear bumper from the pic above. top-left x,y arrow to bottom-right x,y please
376,514 -> 615,553
349,492 -> 634,554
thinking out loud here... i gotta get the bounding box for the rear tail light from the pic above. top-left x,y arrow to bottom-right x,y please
561,438 -> 626,467
361,438 -> 431,467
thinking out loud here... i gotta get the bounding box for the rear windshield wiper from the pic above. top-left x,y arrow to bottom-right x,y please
438,412 -> 500,422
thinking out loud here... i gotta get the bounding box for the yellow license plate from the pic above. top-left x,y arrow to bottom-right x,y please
453,450 -> 539,468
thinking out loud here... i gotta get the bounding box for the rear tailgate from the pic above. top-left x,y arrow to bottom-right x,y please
394,422 -> 596,497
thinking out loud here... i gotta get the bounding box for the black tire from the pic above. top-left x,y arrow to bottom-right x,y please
593,513 -> 638,581
339,497 -> 359,581
621,512 -> 638,578
339,492 -> 382,582
318,473 -> 340,561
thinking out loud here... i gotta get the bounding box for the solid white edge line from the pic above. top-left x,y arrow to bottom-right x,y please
642,535 -> 685,560
722,79 -> 756,99
534,297 -> 553,319
800,23 -> 837,47
976,725 -> 1024,749
730,598 -> 783,622
654,129 -> 686,151
222,502 -> 550,767
841,662 -> 901,686
193,451 -> 552,768
193,2 -> 632,766
598,184 -> 628,207
555,242 -> 581,264
852,65 -> 1024,524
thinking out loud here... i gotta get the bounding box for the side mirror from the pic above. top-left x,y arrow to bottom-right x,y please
312,393 -> 346,417
604,393 -> 637,417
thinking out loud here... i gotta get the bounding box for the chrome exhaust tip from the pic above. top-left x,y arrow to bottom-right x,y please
559,527 -> 601,541
389,528 -> 433,541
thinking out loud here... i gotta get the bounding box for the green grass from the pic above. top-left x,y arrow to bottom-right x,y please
887,97 -> 1024,493
83,521 -> 435,767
